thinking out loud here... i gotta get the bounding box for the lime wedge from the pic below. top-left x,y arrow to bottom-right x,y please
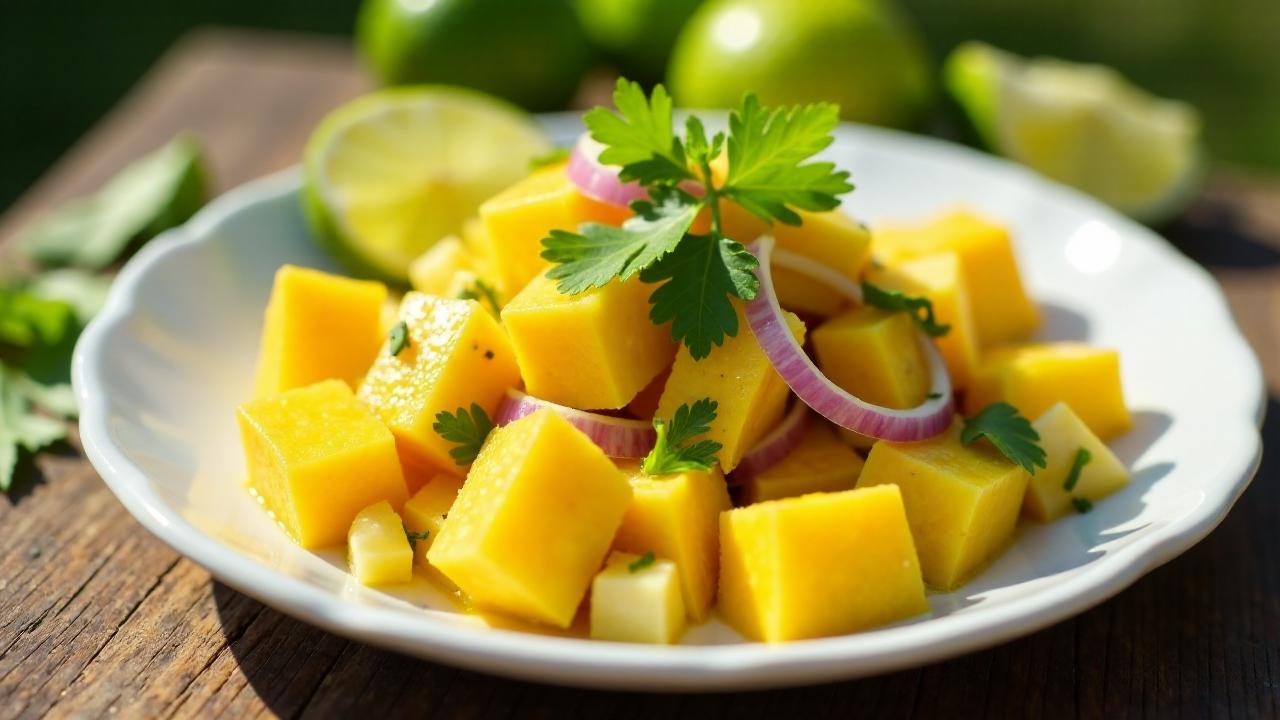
303,87 -> 551,282
945,42 -> 1201,224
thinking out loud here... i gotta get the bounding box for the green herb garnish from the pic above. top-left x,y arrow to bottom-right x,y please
388,320 -> 409,356
927,392 -> 944,400
861,281 -> 950,337
961,402 -> 1047,474
541,79 -> 852,359
457,278 -> 501,317
529,146 -> 572,170
404,527 -> 431,549
433,403 -> 495,466
628,551 -> 656,573
1071,497 -> 1094,514
642,398 -> 722,475
1062,447 -> 1093,492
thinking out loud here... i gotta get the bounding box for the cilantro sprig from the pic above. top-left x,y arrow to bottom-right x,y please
961,402 -> 1047,474
861,281 -> 951,337
432,403 -> 495,466
541,78 -> 852,359
642,398 -> 723,475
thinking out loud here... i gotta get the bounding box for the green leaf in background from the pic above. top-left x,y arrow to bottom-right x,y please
27,269 -> 112,325
0,369 -> 69,491
0,287 -> 74,348
23,134 -> 208,269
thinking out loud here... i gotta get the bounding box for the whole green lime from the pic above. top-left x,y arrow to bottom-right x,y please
573,0 -> 704,83
667,0 -> 932,128
356,0 -> 593,111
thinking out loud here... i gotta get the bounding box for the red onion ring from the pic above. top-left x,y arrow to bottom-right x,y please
495,388 -> 655,458
733,400 -> 810,483
565,134 -> 650,208
745,236 -> 955,442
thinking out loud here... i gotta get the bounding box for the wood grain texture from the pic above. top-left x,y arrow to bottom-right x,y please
1,28 -> 1277,719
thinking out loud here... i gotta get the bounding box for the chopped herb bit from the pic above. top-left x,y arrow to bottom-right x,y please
433,403 -> 495,466
642,398 -> 722,475
388,321 -> 409,356
628,551 -> 656,573
927,392 -> 943,400
861,281 -> 950,337
1072,497 -> 1094,514
961,402 -> 1047,474
541,79 -> 852,360
1062,447 -> 1093,492
528,146 -> 571,170
404,527 -> 430,549
457,278 -> 501,317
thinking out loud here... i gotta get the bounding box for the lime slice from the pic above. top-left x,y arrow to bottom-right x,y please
945,42 -> 1201,224
303,87 -> 551,282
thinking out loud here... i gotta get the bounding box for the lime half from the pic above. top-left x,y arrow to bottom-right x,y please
303,87 -> 551,282
945,42 -> 1202,224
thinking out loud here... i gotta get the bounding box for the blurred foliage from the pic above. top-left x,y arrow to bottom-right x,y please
0,0 -> 1277,217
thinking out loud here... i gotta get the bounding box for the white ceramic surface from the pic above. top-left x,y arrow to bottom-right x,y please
73,115 -> 1264,691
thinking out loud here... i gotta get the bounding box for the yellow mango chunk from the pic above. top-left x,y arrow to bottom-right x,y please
740,423 -> 865,504
812,305 -> 929,409
723,204 -> 871,315
657,307 -> 805,472
408,235 -> 472,295
589,552 -> 686,644
401,473 -> 464,564
427,409 -> 632,628
358,292 -> 521,476
478,163 -> 631,297
966,343 -> 1131,439
719,485 -> 928,642
348,500 -> 414,586
1027,403 -> 1130,521
858,423 -> 1029,590
238,380 -> 408,548
252,265 -> 387,398
626,368 -> 669,420
612,464 -> 731,621
875,209 -> 1038,345
867,252 -> 980,389
501,274 -> 676,409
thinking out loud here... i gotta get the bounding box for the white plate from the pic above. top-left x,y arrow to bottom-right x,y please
74,115 -> 1264,691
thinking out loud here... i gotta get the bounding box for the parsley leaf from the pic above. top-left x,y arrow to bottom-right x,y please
1,369 -> 68,491
640,234 -> 759,360
628,551 -> 656,573
721,95 -> 852,225
433,403 -> 495,466
961,402 -> 1047,474
541,188 -> 699,295
642,398 -> 723,475
457,278 -> 502,317
861,281 -> 951,337
584,79 -> 692,186
1062,447 -> 1093,492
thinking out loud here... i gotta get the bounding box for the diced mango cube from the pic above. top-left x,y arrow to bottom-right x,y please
771,266 -> 849,317
252,265 -> 387,398
1027,403 -> 1130,521
812,305 -> 929,409
348,500 -> 414,585
875,209 -> 1038,344
857,422 -> 1029,590
867,252 -> 980,389
719,486 -> 928,642
501,274 -> 676,409
401,473 -> 464,564
478,163 -> 631,297
657,307 -> 805,472
408,236 -> 472,296
358,292 -> 521,475
238,380 -> 408,548
965,343 -> 1131,439
589,552 -> 686,644
612,464 -> 731,620
427,409 -> 632,628
740,423 -> 865,504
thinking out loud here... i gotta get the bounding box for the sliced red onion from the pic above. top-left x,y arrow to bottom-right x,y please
566,134 -> 650,207
495,388 -> 655,458
733,400 -> 810,483
745,237 -> 955,442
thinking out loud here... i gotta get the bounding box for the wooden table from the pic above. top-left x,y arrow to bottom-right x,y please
2,29 -> 1277,718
